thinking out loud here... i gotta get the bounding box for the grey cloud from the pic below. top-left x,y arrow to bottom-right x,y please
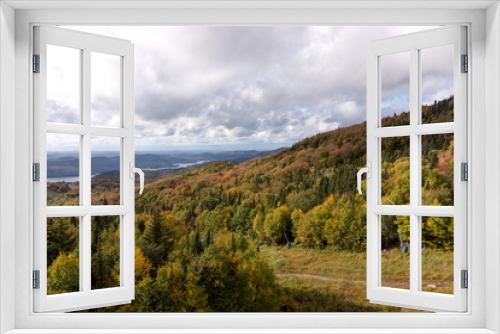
67,25 -> 446,149
91,94 -> 121,126
47,100 -> 79,124
197,26 -> 311,70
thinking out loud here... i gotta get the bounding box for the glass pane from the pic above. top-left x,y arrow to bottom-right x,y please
421,45 -> 454,124
47,133 -> 80,206
381,52 -> 410,127
421,134 -> 454,206
381,215 -> 410,290
91,52 -> 121,128
91,137 -> 121,205
47,217 -> 80,295
91,216 -> 120,290
421,217 -> 454,294
46,44 -> 80,124
381,136 -> 410,205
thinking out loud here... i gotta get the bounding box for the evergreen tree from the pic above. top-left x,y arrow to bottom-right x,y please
204,229 -> 212,247
47,217 -> 78,267
192,229 -> 204,255
137,218 -> 146,234
141,213 -> 175,268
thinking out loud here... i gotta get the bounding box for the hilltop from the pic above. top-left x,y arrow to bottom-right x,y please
136,96 -> 454,215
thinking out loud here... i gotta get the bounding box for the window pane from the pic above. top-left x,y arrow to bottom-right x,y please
91,216 -> 120,290
47,133 -> 80,206
91,137 -> 121,205
47,217 -> 80,295
381,215 -> 410,290
91,52 -> 121,128
421,45 -> 454,124
46,44 -> 80,124
381,137 -> 410,205
421,217 -> 454,294
381,52 -> 410,127
421,134 -> 454,206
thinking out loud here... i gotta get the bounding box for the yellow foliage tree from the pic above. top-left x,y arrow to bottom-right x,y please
264,205 -> 292,244
47,252 -> 79,295
135,247 -> 153,280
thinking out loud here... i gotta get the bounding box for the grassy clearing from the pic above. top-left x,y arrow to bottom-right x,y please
260,245 -> 454,312
261,246 -> 366,281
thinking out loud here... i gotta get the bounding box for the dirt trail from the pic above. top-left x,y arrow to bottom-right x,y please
275,273 -> 453,290
276,273 -> 365,284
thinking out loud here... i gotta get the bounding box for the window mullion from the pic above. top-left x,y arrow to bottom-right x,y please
372,205 -> 454,217
373,126 -> 411,138
122,51 -> 135,294
452,26 -> 468,307
34,29 -> 49,303
374,123 -> 454,138
82,48 -> 91,294
409,47 -> 421,294
413,123 -> 454,135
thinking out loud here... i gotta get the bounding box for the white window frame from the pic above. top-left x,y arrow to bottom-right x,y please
33,26 -> 136,312
365,26 -> 467,312
1,1 -> 499,333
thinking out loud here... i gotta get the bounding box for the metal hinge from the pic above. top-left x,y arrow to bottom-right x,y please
33,270 -> 40,289
461,54 -> 468,73
461,270 -> 468,289
33,54 -> 40,73
461,162 -> 468,181
33,163 -> 40,182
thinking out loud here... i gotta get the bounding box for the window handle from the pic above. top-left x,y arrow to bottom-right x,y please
357,162 -> 371,194
129,161 -> 145,195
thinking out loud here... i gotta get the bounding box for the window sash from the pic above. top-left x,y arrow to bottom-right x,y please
33,25 -> 136,313
366,26 -> 468,312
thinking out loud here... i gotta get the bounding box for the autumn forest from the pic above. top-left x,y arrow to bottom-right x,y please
46,96 -> 455,312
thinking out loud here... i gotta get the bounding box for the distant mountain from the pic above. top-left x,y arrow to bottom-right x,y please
47,148 -> 286,178
93,166 -> 195,180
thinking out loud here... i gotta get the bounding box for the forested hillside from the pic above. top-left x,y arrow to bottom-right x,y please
46,96 -> 455,312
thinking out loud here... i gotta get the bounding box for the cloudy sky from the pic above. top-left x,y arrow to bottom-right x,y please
47,26 -> 453,151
